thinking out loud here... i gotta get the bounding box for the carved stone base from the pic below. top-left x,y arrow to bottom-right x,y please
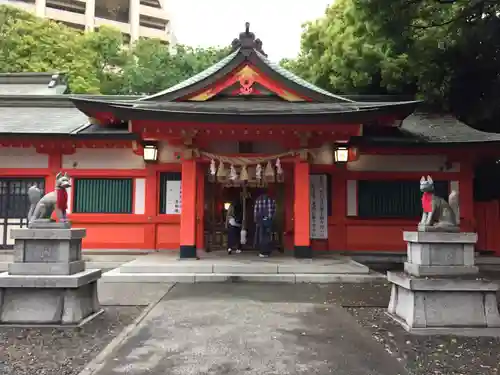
8,260 -> 85,275
417,224 -> 460,233
387,272 -> 500,336
10,228 -> 86,275
28,219 -> 71,229
404,231 -> 478,277
0,270 -> 102,325
404,262 -> 478,276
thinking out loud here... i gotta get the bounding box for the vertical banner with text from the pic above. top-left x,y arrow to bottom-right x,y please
310,174 -> 328,239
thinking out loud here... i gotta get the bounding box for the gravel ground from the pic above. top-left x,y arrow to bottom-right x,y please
348,307 -> 500,375
0,306 -> 143,375
332,281 -> 500,375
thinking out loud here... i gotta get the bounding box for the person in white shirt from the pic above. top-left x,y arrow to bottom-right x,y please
226,200 -> 243,254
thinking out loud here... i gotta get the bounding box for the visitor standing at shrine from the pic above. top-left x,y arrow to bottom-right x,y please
226,200 -> 243,254
253,191 -> 276,257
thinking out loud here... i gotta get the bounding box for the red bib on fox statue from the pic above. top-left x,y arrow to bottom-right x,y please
56,187 -> 68,212
421,191 -> 433,213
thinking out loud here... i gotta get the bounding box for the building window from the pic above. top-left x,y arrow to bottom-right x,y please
73,178 -> 133,213
357,180 -> 449,219
95,0 -> 130,23
159,172 -> 182,214
0,178 -> 45,219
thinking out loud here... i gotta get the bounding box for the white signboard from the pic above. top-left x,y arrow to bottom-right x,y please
165,180 -> 182,215
310,174 -> 328,239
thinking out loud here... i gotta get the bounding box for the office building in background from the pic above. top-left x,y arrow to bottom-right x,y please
1,0 -> 174,43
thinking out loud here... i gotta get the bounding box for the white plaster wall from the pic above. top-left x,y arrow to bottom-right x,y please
0,148 -> 48,168
313,144 -> 334,165
62,149 -> 145,169
347,155 -> 460,172
134,178 -> 146,214
158,142 -> 181,163
346,180 -> 358,216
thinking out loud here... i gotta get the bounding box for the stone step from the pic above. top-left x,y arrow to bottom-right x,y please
118,254 -> 371,275
119,262 -> 369,274
0,261 -> 126,272
102,268 -> 385,284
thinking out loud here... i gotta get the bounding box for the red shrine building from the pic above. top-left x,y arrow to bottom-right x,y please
2,25 -> 500,257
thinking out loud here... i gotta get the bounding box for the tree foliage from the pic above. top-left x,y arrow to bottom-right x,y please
0,5 -> 229,95
285,0 -> 500,131
119,40 -> 230,95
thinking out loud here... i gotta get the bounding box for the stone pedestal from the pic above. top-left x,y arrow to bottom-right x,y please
0,225 -> 102,326
403,232 -> 478,276
387,231 -> 500,336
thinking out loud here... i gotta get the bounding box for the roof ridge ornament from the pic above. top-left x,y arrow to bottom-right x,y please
231,22 -> 267,57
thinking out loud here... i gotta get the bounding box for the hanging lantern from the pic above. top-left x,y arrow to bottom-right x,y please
208,159 -> 216,182
334,146 -> 349,163
216,161 -> 227,182
240,165 -> 249,182
276,158 -> 284,183
229,164 -> 239,182
264,161 -> 275,183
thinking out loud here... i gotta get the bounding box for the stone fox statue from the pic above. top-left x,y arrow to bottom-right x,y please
28,172 -> 71,225
419,175 -> 459,232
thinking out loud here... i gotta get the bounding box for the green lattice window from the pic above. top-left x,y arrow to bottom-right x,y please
357,180 -> 449,219
73,178 -> 133,214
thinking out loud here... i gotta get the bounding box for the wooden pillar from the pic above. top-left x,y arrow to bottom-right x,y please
294,161 -> 311,258
46,152 -> 62,191
195,163 -> 205,251
179,159 -> 197,258
330,167 -> 347,250
46,152 -> 62,220
458,162 -> 474,232
144,164 -> 158,249
145,165 -> 158,216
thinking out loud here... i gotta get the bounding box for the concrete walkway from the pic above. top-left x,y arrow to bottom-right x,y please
88,284 -> 407,375
102,251 -> 382,283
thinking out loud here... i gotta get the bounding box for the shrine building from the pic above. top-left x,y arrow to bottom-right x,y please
2,25 -> 500,257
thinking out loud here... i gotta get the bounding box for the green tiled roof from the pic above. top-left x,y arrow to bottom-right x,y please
401,113 -> 500,143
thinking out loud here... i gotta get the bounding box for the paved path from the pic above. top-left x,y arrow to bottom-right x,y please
92,284 -> 407,375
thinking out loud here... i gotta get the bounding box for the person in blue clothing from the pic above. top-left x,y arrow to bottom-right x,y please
253,190 -> 276,258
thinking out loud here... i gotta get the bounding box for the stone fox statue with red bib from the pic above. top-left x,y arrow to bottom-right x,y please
27,172 -> 71,227
419,175 -> 459,232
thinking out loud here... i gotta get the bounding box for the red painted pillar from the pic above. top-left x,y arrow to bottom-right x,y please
195,163 -> 205,251
46,152 -> 62,220
180,159 -> 197,258
284,164 -> 295,251
144,164 -> 158,249
294,161 -> 311,258
458,163 -> 474,232
330,167 -> 347,250
46,152 -> 62,191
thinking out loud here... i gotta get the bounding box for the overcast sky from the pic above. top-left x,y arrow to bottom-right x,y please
169,0 -> 333,62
